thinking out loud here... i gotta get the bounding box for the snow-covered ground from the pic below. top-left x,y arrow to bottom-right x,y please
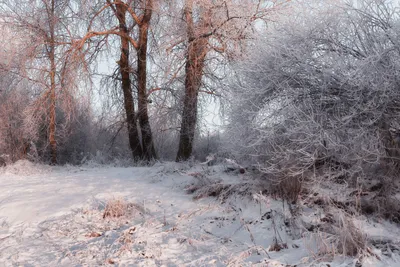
0,160 -> 399,266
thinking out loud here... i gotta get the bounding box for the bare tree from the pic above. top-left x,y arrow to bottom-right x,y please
114,1 -> 143,159
0,0 -> 88,164
136,0 -> 157,160
78,0 -> 157,161
176,0 -> 211,161
175,0 -> 286,161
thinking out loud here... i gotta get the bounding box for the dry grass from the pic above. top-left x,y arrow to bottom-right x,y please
226,246 -> 273,266
185,172 -> 214,194
268,238 -> 288,252
103,199 -> 128,219
264,173 -> 303,204
304,210 -> 367,262
185,171 -> 255,202
102,198 -> 145,220
335,216 -> 366,256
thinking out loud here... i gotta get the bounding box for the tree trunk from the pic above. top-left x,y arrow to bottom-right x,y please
116,3 -> 143,160
379,117 -> 400,167
176,1 -> 209,161
137,0 -> 157,160
48,0 -> 57,165
49,65 -> 57,164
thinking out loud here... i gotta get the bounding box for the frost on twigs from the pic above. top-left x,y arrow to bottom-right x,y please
3,159 -> 51,176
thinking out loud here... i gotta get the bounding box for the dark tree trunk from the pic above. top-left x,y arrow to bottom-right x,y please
49,65 -> 57,164
176,2 -> 209,161
137,0 -> 157,160
116,3 -> 143,160
48,0 -> 57,165
380,118 -> 400,166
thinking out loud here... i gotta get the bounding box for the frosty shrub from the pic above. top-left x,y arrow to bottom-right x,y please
226,0 -> 400,208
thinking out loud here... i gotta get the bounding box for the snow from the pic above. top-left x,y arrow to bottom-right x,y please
0,161 -> 399,266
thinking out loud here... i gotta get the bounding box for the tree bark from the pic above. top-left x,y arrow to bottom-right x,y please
176,1 -> 209,161
116,3 -> 143,160
49,63 -> 57,164
137,0 -> 157,160
379,117 -> 400,167
48,0 -> 57,165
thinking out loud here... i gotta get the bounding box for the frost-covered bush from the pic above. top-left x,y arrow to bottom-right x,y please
0,77 -> 37,162
227,1 -> 400,186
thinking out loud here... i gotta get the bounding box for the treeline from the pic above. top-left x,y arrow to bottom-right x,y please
2,0 -> 400,178
0,0 -> 272,164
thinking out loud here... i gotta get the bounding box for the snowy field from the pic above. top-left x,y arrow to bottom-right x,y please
0,161 -> 399,266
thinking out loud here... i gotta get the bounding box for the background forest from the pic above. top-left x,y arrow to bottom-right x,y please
2,0 -> 400,195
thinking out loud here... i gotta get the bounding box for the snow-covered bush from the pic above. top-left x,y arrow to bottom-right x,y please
227,0 -> 400,207
0,76 -> 39,163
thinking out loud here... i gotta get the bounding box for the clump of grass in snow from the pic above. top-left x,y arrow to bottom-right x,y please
336,216 -> 366,256
103,198 -> 128,219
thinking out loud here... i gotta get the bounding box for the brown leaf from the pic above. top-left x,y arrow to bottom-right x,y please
85,232 -> 102,238
106,258 -> 115,264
